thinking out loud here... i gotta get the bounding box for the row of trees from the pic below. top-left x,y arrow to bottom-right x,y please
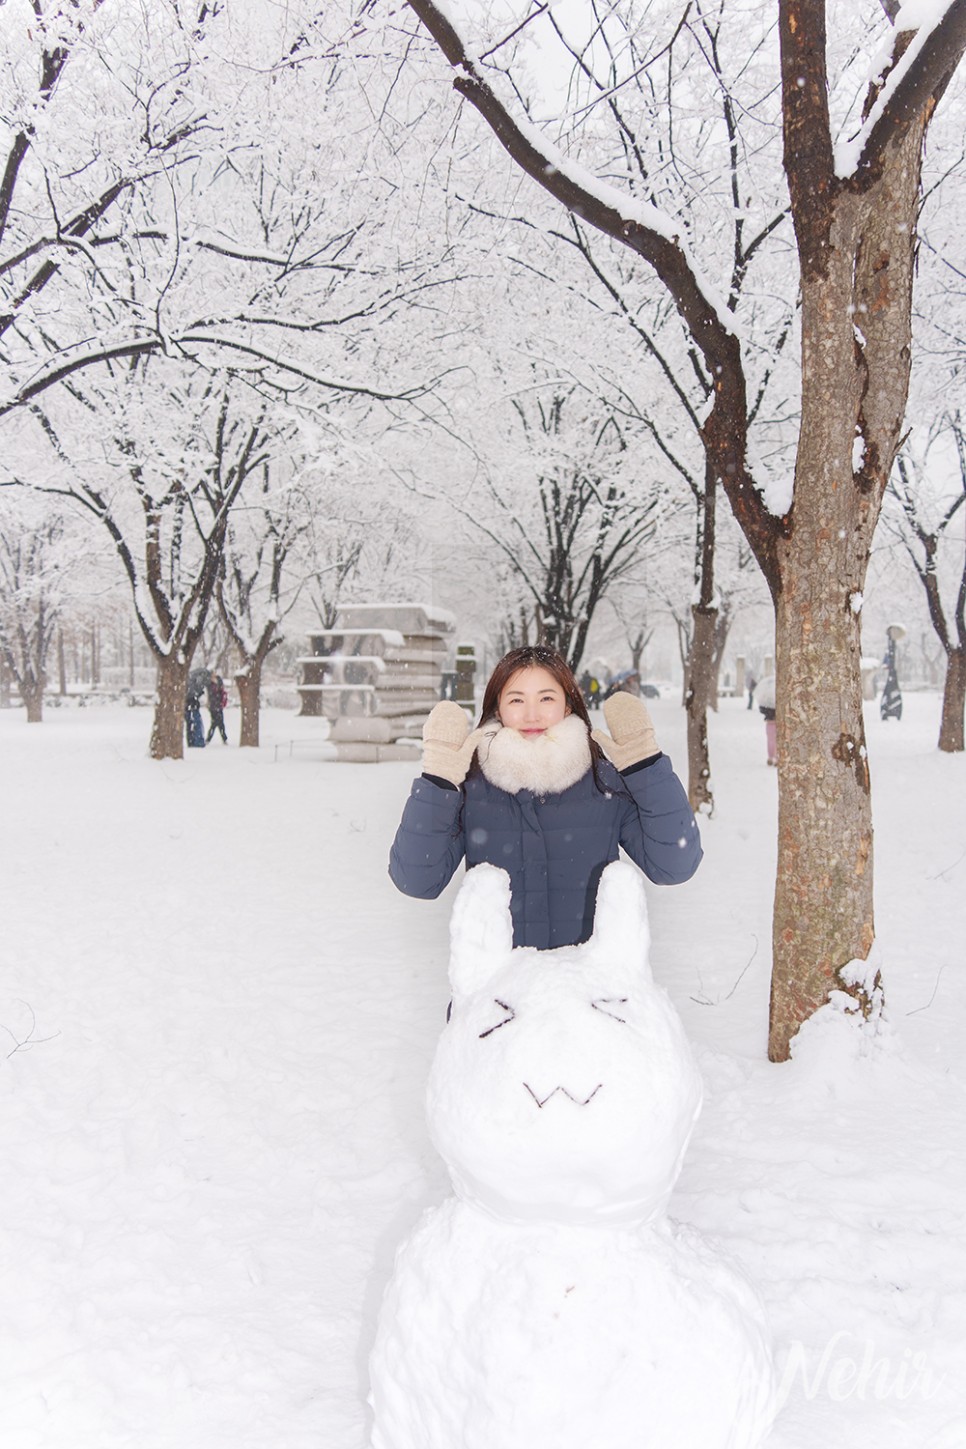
0,0 -> 459,751
5,4 -> 961,753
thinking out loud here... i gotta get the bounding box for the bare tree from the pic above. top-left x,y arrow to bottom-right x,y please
0,496 -> 69,720
401,0 -> 966,1059
885,418 -> 966,752
766,0 -> 966,1056
478,389 -> 669,669
607,591 -> 656,681
9,358 -> 292,755
217,457 -> 318,749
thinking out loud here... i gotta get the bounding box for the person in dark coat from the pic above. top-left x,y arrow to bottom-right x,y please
602,667 -> 641,701
185,667 -> 207,749
389,645 -> 702,950
206,671 -> 229,744
880,628 -> 903,721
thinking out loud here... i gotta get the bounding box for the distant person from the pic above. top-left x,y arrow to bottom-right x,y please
603,668 -> 641,701
206,671 -> 229,744
755,674 -> 777,766
185,669 -> 207,749
746,668 -> 757,710
880,630 -> 903,722
579,670 -> 603,711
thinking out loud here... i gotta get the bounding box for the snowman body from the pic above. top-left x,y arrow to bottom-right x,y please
369,863 -> 774,1449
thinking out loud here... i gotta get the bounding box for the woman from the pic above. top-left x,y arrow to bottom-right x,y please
389,645 -> 701,949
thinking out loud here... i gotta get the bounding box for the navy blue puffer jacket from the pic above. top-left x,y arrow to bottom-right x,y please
389,754 -> 702,950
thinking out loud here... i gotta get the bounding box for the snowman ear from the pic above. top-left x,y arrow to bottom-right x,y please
589,861 -> 652,984
449,864 -> 514,997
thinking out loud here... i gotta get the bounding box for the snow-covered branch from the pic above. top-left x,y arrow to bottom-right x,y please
840,0 -> 966,178
405,0 -> 738,376
0,331 -> 434,417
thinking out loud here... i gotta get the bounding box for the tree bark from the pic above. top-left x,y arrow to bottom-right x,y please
768,108 -> 926,1057
939,646 -> 966,753
710,608 -> 732,711
236,663 -> 262,748
20,677 -> 44,722
149,655 -> 190,761
683,604 -> 717,814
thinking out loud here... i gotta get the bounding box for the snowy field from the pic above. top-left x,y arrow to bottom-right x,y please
1,692 -> 964,1449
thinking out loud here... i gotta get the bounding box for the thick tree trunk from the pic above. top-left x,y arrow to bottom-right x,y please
149,656 -> 190,761
21,678 -> 44,723
236,663 -> 262,748
683,605 -> 717,814
769,155 -> 918,1058
938,647 -> 966,753
764,0 -> 966,1061
771,593 -> 874,1060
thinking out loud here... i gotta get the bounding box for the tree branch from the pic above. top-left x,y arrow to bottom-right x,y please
0,330 -> 435,416
778,0 -> 836,279
405,0 -> 783,586
405,0 -> 738,384
857,0 -> 966,181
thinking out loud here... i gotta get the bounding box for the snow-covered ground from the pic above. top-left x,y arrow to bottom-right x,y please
1,693 -> 963,1449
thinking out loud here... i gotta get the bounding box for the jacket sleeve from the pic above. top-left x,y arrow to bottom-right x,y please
388,775 -> 466,899
616,754 -> 703,885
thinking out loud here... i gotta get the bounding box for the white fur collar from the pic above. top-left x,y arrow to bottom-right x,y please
477,713 -> 591,796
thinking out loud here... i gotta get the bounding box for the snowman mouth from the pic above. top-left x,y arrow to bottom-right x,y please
523,1082 -> 603,1108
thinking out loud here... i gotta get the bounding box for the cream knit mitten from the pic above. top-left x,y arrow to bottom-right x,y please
421,701 -> 484,786
592,692 -> 660,771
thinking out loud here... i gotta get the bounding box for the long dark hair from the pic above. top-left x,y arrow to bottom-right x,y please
474,645 -> 608,784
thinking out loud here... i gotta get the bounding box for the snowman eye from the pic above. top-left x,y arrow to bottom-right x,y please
479,999 -> 516,1038
591,997 -> 628,1024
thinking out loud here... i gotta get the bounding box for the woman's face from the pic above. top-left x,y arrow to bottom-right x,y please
497,665 -> 570,737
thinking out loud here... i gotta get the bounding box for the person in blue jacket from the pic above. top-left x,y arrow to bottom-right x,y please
389,645 -> 702,950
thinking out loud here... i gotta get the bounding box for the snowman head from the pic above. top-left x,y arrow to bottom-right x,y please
427,862 -> 703,1225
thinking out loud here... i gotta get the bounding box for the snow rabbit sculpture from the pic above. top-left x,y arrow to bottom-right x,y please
369,861 -> 774,1449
